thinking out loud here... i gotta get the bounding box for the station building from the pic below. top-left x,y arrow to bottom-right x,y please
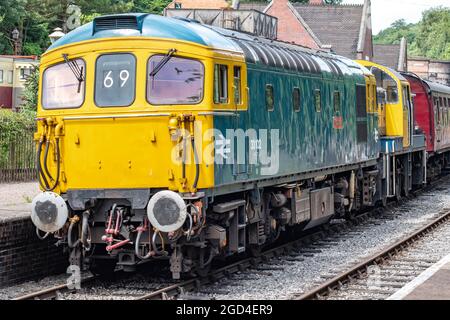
0,55 -> 39,111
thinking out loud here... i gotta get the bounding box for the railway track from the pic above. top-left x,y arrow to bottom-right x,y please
295,208 -> 450,300
12,175 -> 450,300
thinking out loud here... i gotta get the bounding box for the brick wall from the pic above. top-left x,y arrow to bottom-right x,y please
266,0 -> 320,48
0,217 -> 68,287
408,58 -> 450,86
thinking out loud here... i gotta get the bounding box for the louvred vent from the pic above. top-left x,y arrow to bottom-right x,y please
94,16 -> 139,33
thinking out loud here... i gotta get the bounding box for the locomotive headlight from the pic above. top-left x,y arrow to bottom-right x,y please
147,191 -> 187,233
31,192 -> 68,233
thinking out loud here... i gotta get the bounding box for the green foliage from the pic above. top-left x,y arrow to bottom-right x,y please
0,109 -> 36,167
21,67 -> 39,112
0,109 -> 36,135
374,7 -> 450,60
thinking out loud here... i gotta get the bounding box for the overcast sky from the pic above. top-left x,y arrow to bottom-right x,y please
343,0 -> 450,34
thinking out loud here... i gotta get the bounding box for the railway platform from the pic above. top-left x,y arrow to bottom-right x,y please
0,182 -> 67,287
388,254 -> 450,300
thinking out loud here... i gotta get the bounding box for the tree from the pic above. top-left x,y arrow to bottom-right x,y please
374,7 -> 450,60
21,66 -> 39,112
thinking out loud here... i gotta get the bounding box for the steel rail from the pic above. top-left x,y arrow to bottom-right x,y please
13,275 -> 97,300
295,208 -> 450,300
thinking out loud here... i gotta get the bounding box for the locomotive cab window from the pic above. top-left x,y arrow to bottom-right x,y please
95,53 -> 136,107
42,58 -> 86,109
333,91 -> 341,113
233,66 -> 242,105
266,84 -> 274,111
214,64 -> 228,104
148,56 -> 204,105
315,89 -> 321,112
293,87 -> 301,112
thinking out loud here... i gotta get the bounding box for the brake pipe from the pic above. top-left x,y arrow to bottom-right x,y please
106,239 -> 130,251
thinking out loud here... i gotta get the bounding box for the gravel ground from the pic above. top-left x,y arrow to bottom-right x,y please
326,223 -> 450,300
0,181 -> 39,220
203,181 -> 450,300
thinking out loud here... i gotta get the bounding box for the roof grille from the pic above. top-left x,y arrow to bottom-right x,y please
94,16 -> 139,33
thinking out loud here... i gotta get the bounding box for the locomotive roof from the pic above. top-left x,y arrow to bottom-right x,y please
48,13 -> 364,78
47,13 -> 242,53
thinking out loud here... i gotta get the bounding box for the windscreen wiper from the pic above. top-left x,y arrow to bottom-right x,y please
149,48 -> 177,77
62,54 -> 84,93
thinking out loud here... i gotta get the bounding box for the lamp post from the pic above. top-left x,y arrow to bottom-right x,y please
11,28 -> 21,55
48,27 -> 66,44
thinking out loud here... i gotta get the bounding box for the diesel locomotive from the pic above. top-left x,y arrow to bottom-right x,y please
30,13 -> 448,279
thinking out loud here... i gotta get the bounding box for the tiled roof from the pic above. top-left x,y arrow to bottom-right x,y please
292,4 -> 364,58
373,44 -> 401,70
239,2 -> 268,11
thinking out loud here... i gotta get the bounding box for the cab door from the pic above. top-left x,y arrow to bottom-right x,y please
402,85 -> 412,148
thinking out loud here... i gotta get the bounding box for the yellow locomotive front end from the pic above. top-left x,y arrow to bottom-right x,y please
36,37 -> 217,194
30,14 -> 247,277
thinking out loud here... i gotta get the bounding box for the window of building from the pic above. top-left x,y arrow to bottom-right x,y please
174,2 -> 182,9
233,66 -> 241,105
7,70 -> 13,84
266,84 -> 274,111
214,64 -> 228,104
293,87 -> 300,112
19,68 -> 31,80
334,91 -> 341,113
0,70 -> 3,83
315,89 -> 321,112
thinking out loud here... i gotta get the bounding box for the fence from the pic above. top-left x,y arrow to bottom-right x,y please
0,128 -> 37,183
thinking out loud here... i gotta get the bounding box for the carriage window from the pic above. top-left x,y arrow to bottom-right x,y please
293,87 -> 301,112
148,56 -> 204,105
266,84 -> 274,111
315,89 -> 321,112
42,59 -> 85,109
214,64 -> 228,104
95,54 -> 136,107
233,66 -> 241,105
334,91 -> 341,113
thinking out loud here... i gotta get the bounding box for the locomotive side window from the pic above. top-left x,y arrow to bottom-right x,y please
233,66 -> 241,105
333,91 -> 341,113
214,64 -> 228,104
42,59 -> 85,109
314,89 -> 321,112
95,54 -> 136,107
148,56 -> 204,105
266,84 -> 274,111
371,67 -> 398,103
293,87 -> 301,112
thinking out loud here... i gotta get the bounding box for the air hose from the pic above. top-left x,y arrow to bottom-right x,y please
44,137 -> 61,192
36,138 -> 50,190
191,137 -> 200,190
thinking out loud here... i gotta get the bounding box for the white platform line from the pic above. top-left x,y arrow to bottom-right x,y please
387,253 -> 450,300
